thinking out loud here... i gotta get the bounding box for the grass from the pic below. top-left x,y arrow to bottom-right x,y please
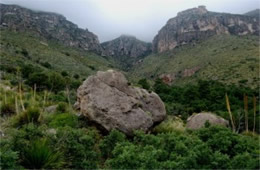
131,35 -> 259,88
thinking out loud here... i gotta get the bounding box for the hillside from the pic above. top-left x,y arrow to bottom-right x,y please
131,35 -> 259,88
244,9 -> 260,18
0,30 -> 114,79
0,3 -> 102,53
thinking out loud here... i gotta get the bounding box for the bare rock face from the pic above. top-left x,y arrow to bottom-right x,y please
0,4 -> 102,53
153,6 -> 260,53
75,70 -> 166,135
186,112 -> 229,130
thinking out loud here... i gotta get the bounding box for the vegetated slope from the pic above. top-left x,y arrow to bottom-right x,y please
0,3 -> 102,53
101,35 -> 152,70
131,35 -> 259,88
0,30 -> 114,78
244,9 -> 260,19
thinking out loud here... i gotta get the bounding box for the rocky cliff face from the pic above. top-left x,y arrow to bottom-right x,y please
101,35 -> 152,70
0,4 -> 102,53
153,6 -> 260,53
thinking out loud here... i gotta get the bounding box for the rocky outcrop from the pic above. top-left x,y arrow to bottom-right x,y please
101,35 -> 152,70
186,112 -> 229,130
75,70 -> 166,135
153,6 -> 260,53
159,66 -> 200,85
0,4 -> 102,53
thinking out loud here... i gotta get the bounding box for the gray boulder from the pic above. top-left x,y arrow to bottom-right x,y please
75,70 -> 166,135
186,112 -> 229,130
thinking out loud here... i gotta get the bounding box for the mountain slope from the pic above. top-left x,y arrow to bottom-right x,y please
153,6 -> 259,53
101,35 -> 152,70
0,30 -> 114,78
0,3 -> 102,53
131,35 -> 259,88
244,9 -> 260,18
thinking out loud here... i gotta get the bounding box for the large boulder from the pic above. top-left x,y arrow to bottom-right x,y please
75,70 -> 166,135
186,112 -> 229,130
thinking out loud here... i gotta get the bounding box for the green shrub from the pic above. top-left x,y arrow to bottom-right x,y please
21,64 -> 42,78
26,72 -> 50,91
99,130 -> 126,159
21,48 -> 29,57
61,71 -> 69,77
56,102 -> 67,113
0,102 -> 16,116
48,92 -> 67,102
14,107 -> 41,126
73,74 -> 80,79
48,72 -> 66,92
54,127 -> 100,169
138,78 -> 150,90
22,138 -> 64,169
49,113 -> 78,128
41,62 -> 52,69
0,139 -> 20,169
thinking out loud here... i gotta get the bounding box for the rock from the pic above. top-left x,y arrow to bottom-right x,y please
101,35 -> 152,70
44,105 -> 57,114
46,128 -> 57,135
153,6 -> 260,53
75,70 -> 166,135
186,112 -> 229,130
0,4 -> 102,54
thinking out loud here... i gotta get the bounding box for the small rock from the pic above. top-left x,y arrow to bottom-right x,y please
44,105 -> 57,114
186,112 -> 229,130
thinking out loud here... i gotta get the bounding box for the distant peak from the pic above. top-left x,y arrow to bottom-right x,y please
177,5 -> 208,16
119,34 -> 136,39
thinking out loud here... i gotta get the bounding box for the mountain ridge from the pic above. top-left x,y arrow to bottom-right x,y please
0,3 -> 102,54
152,6 -> 260,53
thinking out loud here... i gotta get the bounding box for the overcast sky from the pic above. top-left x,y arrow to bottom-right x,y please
1,0 -> 259,42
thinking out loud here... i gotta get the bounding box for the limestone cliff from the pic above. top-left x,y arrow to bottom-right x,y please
153,6 -> 260,53
0,4 -> 102,53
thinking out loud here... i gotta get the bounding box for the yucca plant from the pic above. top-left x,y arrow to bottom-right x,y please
253,96 -> 256,133
225,93 -> 236,132
22,138 -> 64,169
243,94 -> 248,132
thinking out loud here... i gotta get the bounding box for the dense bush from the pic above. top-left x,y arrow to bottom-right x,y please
0,139 -> 19,169
26,72 -> 50,91
99,130 -> 126,159
154,79 -> 260,132
104,126 -> 259,169
53,127 -> 100,169
138,78 -> 150,90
